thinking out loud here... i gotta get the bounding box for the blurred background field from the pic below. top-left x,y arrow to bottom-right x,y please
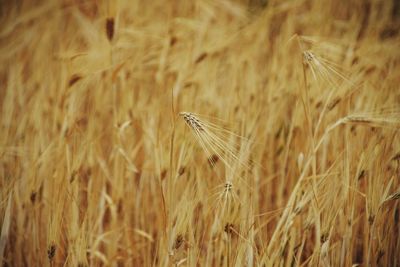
1,0 -> 400,266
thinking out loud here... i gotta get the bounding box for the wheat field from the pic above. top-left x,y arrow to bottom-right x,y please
1,0 -> 400,266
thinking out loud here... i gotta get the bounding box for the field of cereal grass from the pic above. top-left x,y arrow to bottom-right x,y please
1,0 -> 400,266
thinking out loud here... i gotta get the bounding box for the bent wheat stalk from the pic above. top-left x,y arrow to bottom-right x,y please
179,112 -> 251,172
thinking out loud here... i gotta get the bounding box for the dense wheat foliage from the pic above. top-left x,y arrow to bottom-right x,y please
1,0 -> 400,266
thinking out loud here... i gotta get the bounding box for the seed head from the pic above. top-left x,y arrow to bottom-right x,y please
303,50 -> 315,62
180,112 -> 204,131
